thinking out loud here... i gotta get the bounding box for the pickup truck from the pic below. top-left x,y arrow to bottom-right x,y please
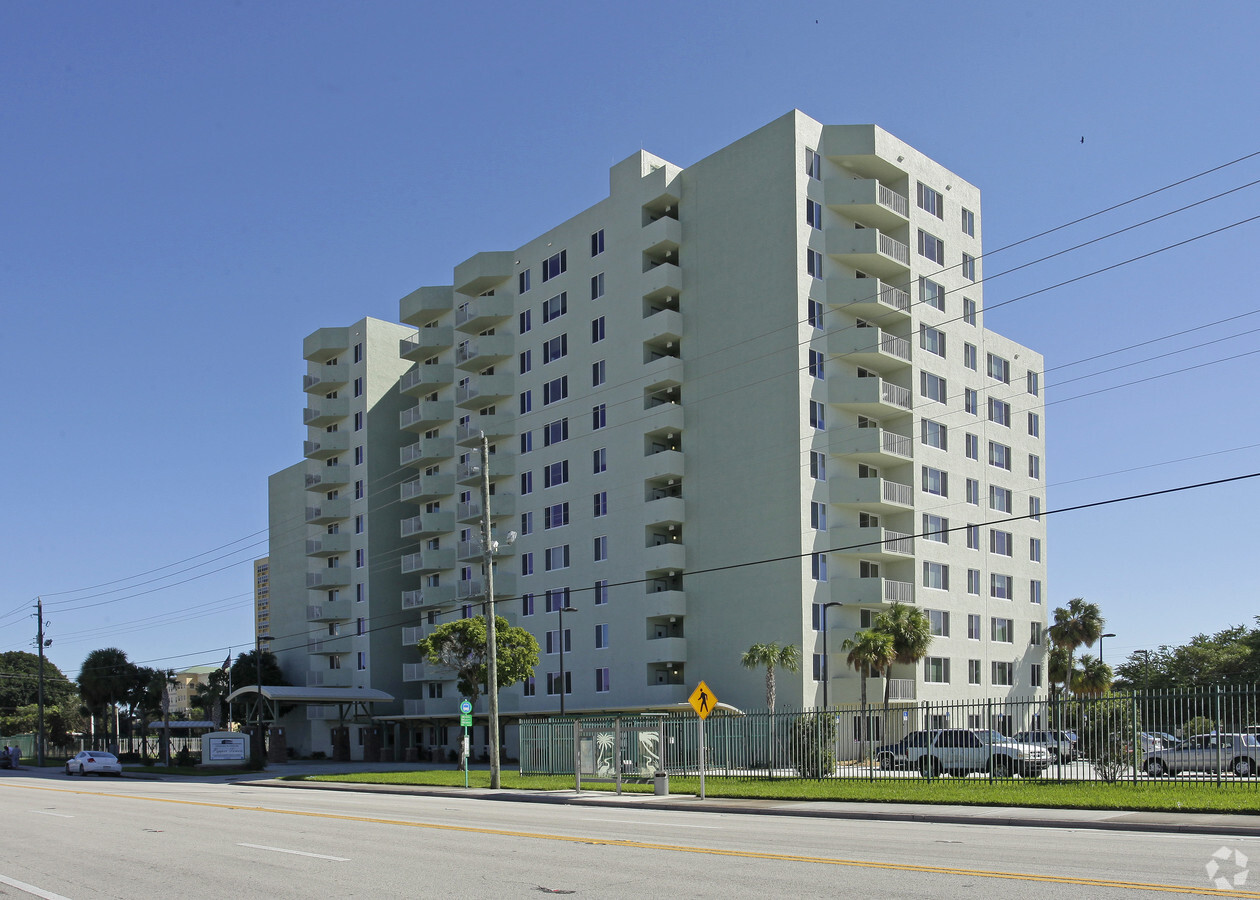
908,728 -> 1052,778
1143,733 -> 1260,777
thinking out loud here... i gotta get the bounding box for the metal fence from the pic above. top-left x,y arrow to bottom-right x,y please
519,685 -> 1260,785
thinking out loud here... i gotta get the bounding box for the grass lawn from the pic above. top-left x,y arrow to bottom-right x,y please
297,769 -> 1260,814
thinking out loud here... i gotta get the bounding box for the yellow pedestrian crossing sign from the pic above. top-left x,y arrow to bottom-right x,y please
689,681 -> 717,719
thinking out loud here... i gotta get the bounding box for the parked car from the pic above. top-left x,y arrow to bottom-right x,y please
65,751 -> 122,777
1012,730 -> 1078,763
1109,732 -> 1167,755
874,731 -> 930,770
1143,733 -> 1260,778
906,728 -> 1052,778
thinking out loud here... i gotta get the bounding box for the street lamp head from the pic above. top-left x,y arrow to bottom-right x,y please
1102,633 -> 1116,639
561,606 -> 578,613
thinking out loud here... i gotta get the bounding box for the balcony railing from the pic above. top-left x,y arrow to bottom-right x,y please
884,579 -> 914,604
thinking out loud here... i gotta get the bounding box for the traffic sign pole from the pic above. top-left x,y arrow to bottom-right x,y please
698,716 -> 705,800
688,681 -> 717,801
459,700 -> 473,788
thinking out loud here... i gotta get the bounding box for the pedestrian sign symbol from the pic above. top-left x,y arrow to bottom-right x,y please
689,681 -> 717,719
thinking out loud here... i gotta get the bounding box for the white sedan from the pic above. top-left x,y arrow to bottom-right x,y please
65,751 -> 123,777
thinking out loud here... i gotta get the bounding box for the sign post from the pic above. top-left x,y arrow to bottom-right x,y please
459,700 -> 473,788
688,680 -> 717,800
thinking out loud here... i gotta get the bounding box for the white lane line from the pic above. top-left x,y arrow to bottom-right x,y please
580,817 -> 720,829
237,843 -> 349,861
31,811 -> 74,818
0,872 -> 75,900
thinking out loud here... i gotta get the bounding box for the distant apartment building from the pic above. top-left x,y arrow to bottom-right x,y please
254,556 -> 271,650
267,111 -> 1048,759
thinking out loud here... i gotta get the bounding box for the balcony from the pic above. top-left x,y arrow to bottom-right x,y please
828,375 -> 912,415
453,250 -> 514,297
644,637 -> 687,665
647,671 -> 688,691
303,363 -> 349,393
643,448 -> 685,481
400,326 -> 454,361
303,397 -> 350,426
400,400 -> 455,432
456,414 -> 515,444
644,588 -> 686,619
306,567 -> 352,589
303,432 -> 350,460
456,572 -> 517,600
455,295 -> 514,333
644,541 -> 686,574
400,474 -> 457,502
456,455 -> 515,484
400,437 -> 455,467
402,584 -> 456,609
454,334 -> 514,371
642,355 -> 684,393
826,277 -> 911,320
458,538 -> 517,562
825,178 -> 910,230
825,227 -> 911,280
455,373 -> 515,409
642,261 -> 682,302
831,526 -> 914,559
400,363 -> 455,396
307,669 -> 352,688
400,511 -> 456,539
641,163 -> 682,211
305,500 -> 350,524
644,496 -> 685,527
401,549 -> 457,574
888,678 -> 916,700
304,466 -> 352,491
402,698 -> 429,716
457,493 -> 516,522
832,426 -> 913,463
641,402 -> 685,437
830,476 -> 913,512
642,215 -> 682,256
303,327 -> 349,363
307,635 -> 352,655
399,285 -> 454,328
402,662 -> 432,683
306,598 -> 352,622
305,534 -> 350,556
828,327 -> 912,371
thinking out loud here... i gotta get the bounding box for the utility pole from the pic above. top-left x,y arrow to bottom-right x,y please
36,598 -> 47,766
479,433 -> 502,789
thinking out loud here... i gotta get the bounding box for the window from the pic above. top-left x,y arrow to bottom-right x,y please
352,343 -> 362,364
1029,496 -> 1042,521
806,198 -> 823,229
1031,664 -> 1043,687
812,653 -> 826,682
520,431 -> 533,454
990,485 -> 1012,513
519,349 -> 532,374
542,292 -> 567,322
919,277 -> 945,311
967,614 -> 981,640
963,343 -> 977,371
595,667 -> 610,693
590,229 -> 604,256
595,580 -> 609,605
966,478 -> 980,505
965,433 -> 979,460
920,371 -> 947,403
521,593 -> 535,616
967,568 -> 981,595
987,353 -> 1011,383
991,574 -> 1014,600
520,511 -> 534,535
354,446 -> 364,465
811,552 -> 828,582
542,250 -> 567,282
545,629 -> 572,655
805,147 -> 821,180
354,480 -> 364,500
923,514 -> 949,544
922,466 -> 948,497
593,447 -> 607,473
968,659 -> 982,685
807,248 -> 823,278
544,545 -> 571,571
992,662 -> 1014,686
353,411 -> 363,431
520,553 -> 534,576
355,514 -> 364,534
991,617 -> 1013,643
544,460 -> 569,488
961,208 -> 975,237
543,376 -> 568,405
1030,537 -> 1042,562
920,324 -> 946,358
1028,412 -> 1040,437
965,524 -> 980,549
519,309 -> 532,334
807,349 -> 825,379
356,651 -> 367,671
1030,580 -> 1043,604
523,675 -> 536,697
963,297 -> 977,326
924,657 -> 950,683
592,404 -> 606,429
590,272 -> 604,300
809,451 -> 826,481
353,376 -> 363,398
591,316 -> 606,342
988,398 -> 1011,427
545,587 -> 571,612
962,253 -> 976,280
1027,371 -> 1040,396
591,359 -> 605,386
519,269 -> 531,294
543,417 -> 568,446
990,529 -> 1013,556
807,298 -> 823,329
918,230 -> 944,264
1030,622 -> 1043,646
989,441 -> 1012,471
928,609 -> 950,637
594,535 -> 607,561
1028,454 -> 1041,479
520,471 -> 533,495
964,388 -> 978,415
355,548 -> 364,568
543,502 -> 569,529
519,390 -> 532,414
427,682 -> 443,699
921,418 -> 947,451
810,501 -> 827,531
809,400 -> 825,430
543,333 -> 568,364
592,492 -> 607,517
917,182 -> 944,218
923,561 -> 949,590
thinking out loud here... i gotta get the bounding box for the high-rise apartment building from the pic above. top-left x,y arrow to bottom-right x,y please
253,556 -> 271,650
269,111 -> 1047,759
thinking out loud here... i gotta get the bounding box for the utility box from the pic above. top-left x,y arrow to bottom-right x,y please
202,732 -> 249,767
267,727 -> 287,764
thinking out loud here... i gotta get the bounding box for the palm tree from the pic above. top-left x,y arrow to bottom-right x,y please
77,648 -> 134,751
739,642 -> 801,714
872,603 -> 931,742
1071,654 -> 1113,696
842,630 -> 895,761
1047,598 -> 1105,699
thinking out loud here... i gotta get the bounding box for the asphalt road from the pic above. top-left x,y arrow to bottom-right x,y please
1,768 -> 1257,899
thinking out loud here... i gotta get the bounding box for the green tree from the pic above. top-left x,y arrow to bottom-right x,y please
1047,598 -> 1104,699
0,651 -> 76,712
1071,654 -> 1113,696
77,648 -> 134,749
842,630 -> 895,761
871,603 -> 931,741
739,642 -> 801,714
193,667 -> 232,728
417,616 -> 540,708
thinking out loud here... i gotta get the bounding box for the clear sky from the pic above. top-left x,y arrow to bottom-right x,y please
3,1 -> 1258,680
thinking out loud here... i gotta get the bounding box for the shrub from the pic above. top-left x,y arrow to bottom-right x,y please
789,712 -> 837,778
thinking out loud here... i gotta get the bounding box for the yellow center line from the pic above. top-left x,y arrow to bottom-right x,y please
3,782 -> 1255,897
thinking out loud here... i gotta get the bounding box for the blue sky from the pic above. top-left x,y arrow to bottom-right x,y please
3,1 -> 1258,680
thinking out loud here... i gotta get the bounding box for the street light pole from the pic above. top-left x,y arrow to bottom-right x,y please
820,602 -> 843,709
558,604 -> 578,716
478,433 -> 502,789
1099,633 -> 1116,665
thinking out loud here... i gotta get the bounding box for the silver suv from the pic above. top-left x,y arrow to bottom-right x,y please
1012,729 -> 1077,763
909,728 -> 1052,778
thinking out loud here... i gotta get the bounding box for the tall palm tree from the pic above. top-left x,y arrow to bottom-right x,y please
1071,654 -> 1113,696
1047,598 -> 1105,699
872,603 -> 932,742
740,642 -> 801,714
842,630 -> 895,761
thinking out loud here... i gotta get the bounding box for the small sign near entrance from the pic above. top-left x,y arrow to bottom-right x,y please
689,681 -> 717,720
459,700 -> 472,714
